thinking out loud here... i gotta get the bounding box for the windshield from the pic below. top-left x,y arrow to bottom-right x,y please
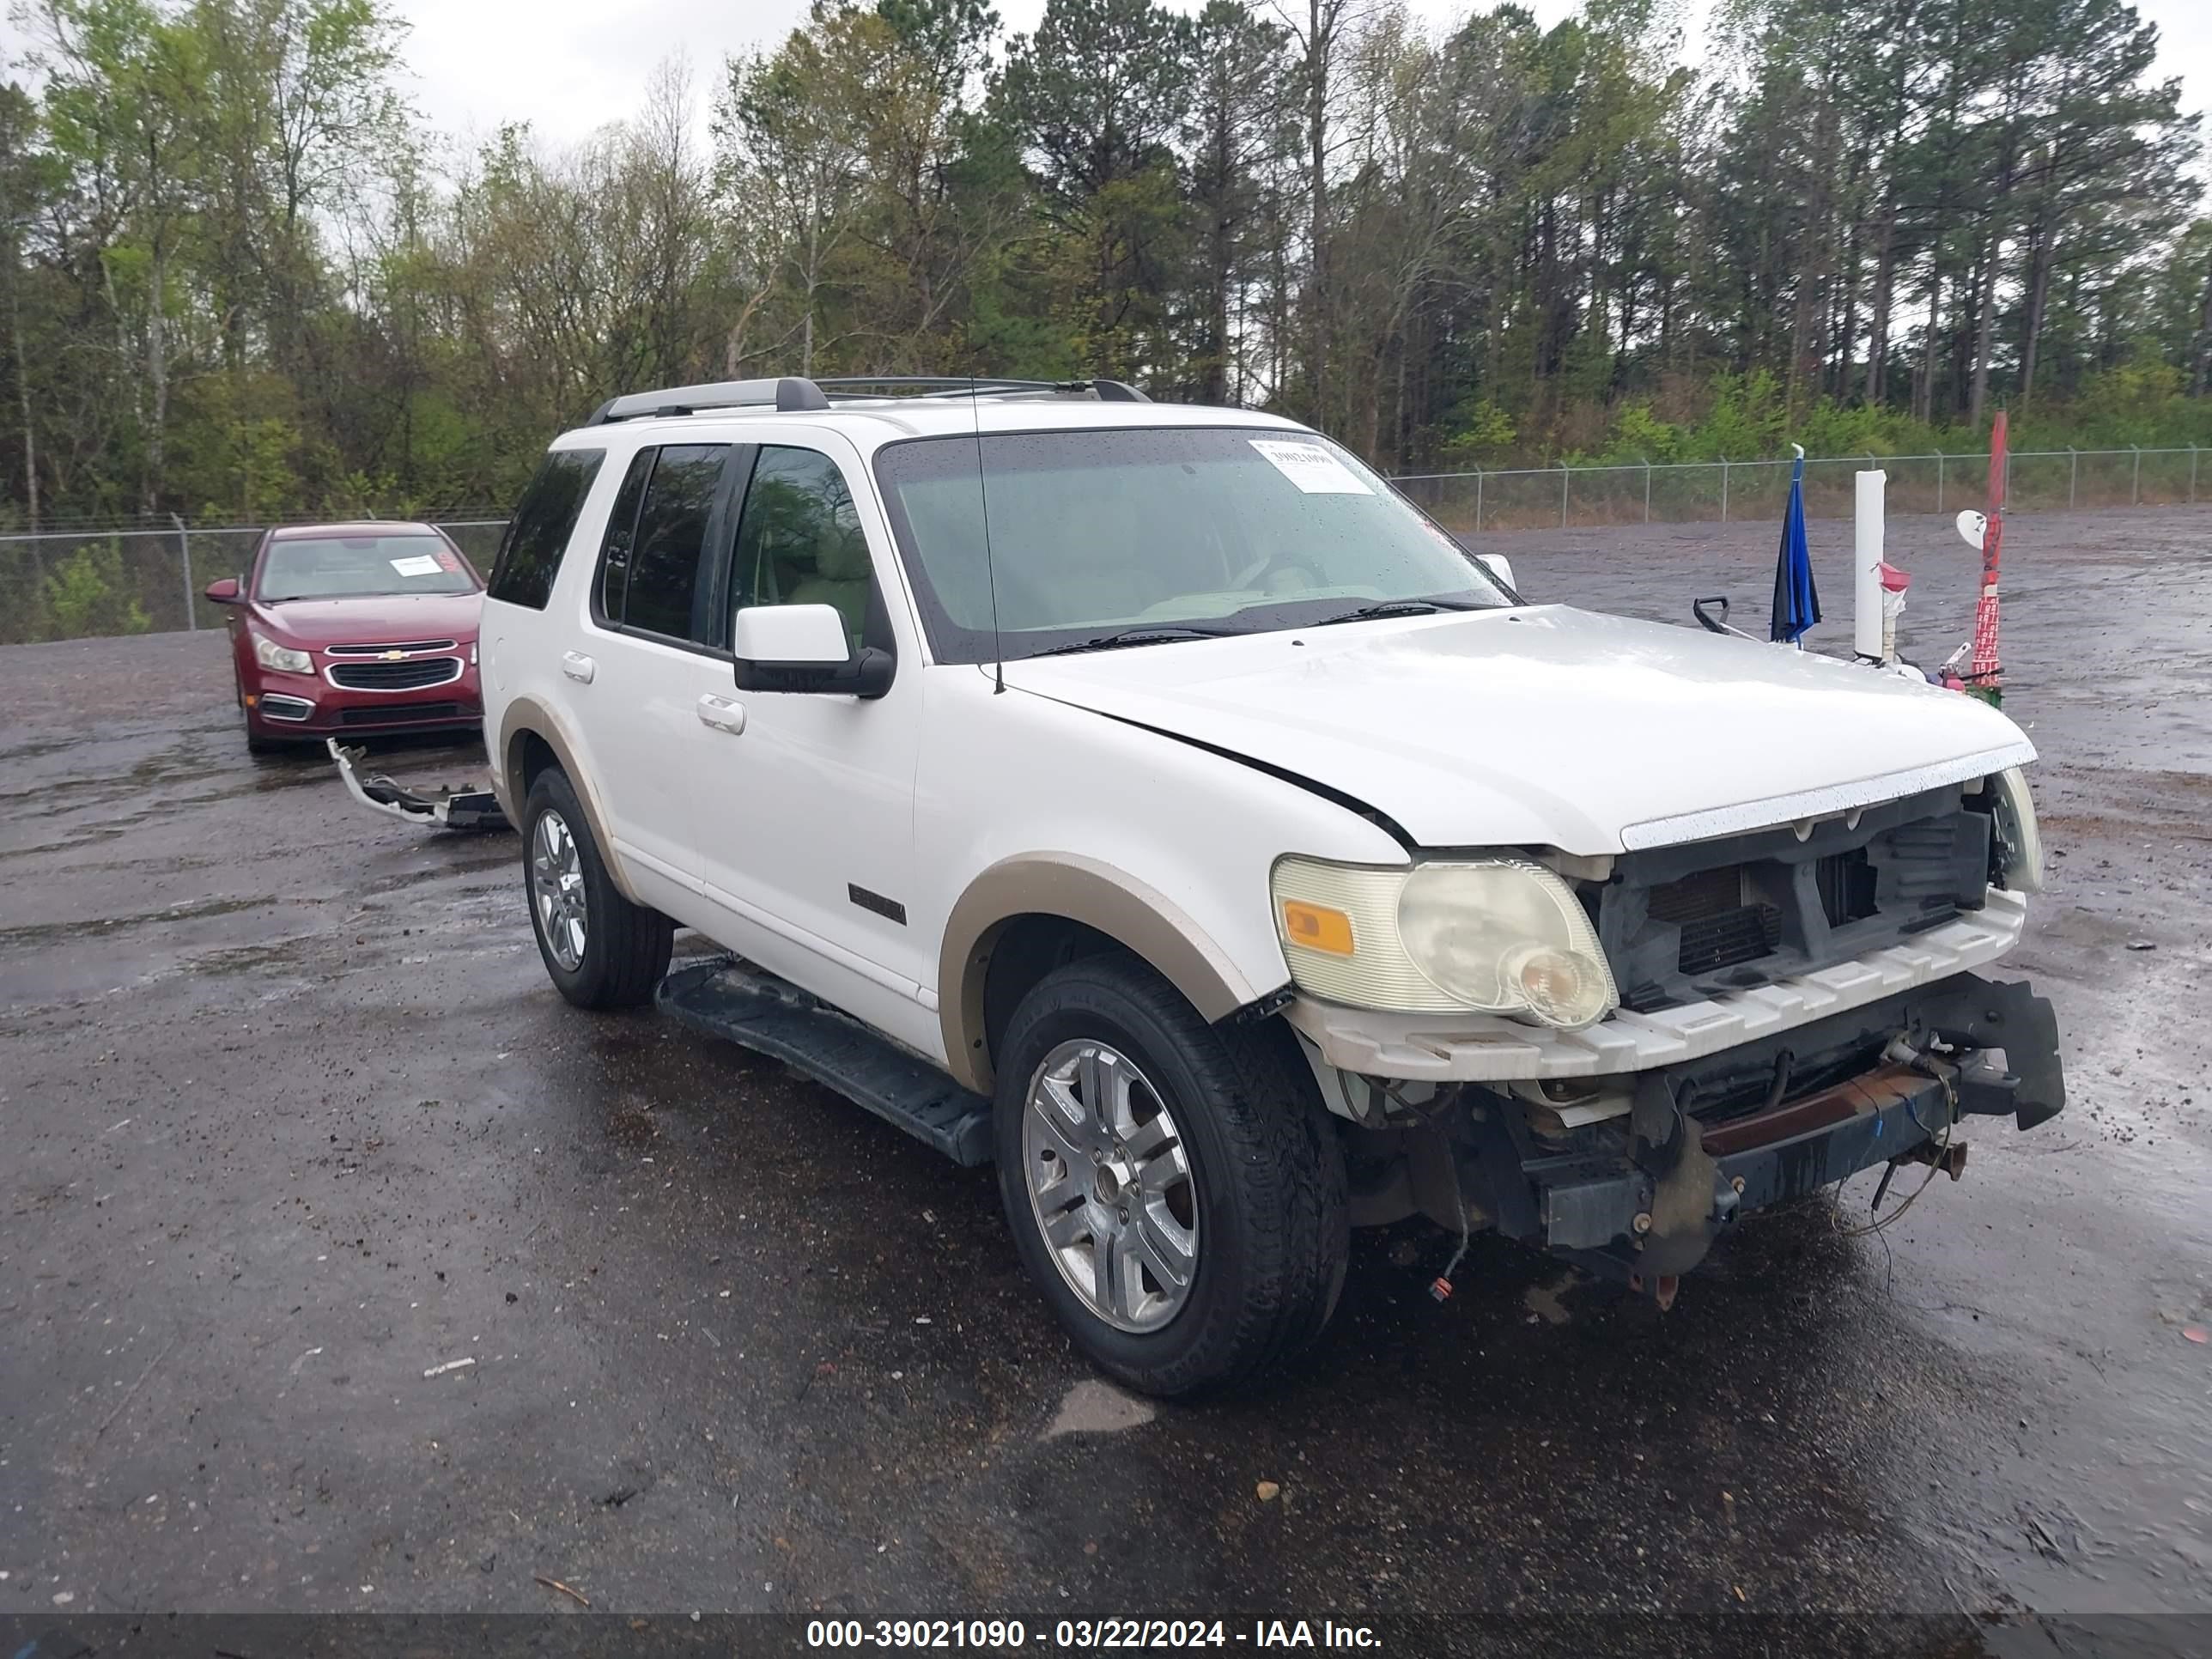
872,426 -> 1510,662
257,534 -> 477,602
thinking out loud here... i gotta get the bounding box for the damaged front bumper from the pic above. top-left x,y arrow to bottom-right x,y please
1350,971 -> 2063,1297
326,740 -> 510,832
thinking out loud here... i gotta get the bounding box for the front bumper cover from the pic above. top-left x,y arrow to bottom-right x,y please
1284,891 -> 2030,1083
1457,972 -> 2063,1286
246,660 -> 483,738
327,740 -> 509,832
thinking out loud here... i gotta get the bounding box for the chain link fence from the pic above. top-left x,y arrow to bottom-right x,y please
0,516 -> 509,646
2,444 -> 2205,645
1390,444 -> 2209,535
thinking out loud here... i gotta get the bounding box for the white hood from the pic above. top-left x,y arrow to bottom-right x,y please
1005,606 -> 2037,854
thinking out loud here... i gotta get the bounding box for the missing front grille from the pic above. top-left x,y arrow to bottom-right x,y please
1816,848 -> 1880,926
1646,865 -> 1784,978
1647,864 -> 1743,926
1676,903 -> 1783,975
1600,794 -> 1990,1012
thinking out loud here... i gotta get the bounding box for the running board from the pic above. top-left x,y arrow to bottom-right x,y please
655,957 -> 994,1166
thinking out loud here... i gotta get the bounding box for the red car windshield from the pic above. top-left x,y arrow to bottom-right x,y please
258,535 -> 476,602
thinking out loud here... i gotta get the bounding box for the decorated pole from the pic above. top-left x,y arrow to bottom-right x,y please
1965,411 -> 2007,705
1880,560 -> 1910,664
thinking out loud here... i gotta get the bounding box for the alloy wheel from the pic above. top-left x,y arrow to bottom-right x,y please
1022,1038 -> 1199,1333
530,809 -> 587,971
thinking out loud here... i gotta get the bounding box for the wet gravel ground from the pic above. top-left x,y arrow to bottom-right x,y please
0,507 -> 2207,1655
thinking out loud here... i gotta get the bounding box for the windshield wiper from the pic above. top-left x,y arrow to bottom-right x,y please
1310,599 -> 1482,627
1027,625 -> 1243,659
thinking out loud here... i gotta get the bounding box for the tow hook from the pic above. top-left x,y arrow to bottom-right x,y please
1623,1073 -> 1744,1279
1629,1272 -> 1680,1311
1903,1139 -> 1969,1182
1870,1139 -> 1968,1209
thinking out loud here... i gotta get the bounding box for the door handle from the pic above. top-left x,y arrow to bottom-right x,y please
696,694 -> 747,735
561,651 -> 596,684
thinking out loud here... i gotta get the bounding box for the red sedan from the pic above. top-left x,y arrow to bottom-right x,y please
205,522 -> 485,754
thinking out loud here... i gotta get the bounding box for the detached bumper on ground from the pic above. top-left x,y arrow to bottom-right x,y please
327,740 -> 509,831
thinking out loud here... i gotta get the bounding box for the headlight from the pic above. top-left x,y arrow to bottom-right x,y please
1272,854 -> 1616,1029
253,633 -> 313,675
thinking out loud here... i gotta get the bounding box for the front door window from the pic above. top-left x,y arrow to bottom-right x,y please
730,447 -> 872,651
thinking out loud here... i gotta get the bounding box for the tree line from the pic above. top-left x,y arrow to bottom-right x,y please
0,0 -> 2204,531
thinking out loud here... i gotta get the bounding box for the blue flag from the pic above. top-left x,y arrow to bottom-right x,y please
1770,453 -> 1820,644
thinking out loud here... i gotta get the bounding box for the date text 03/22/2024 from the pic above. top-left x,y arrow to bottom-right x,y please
804,1619 -> 1384,1650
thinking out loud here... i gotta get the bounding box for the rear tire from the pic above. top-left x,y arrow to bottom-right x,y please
994,952 -> 1347,1399
522,768 -> 673,1009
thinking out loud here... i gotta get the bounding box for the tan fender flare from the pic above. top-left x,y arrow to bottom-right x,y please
493,697 -> 644,906
938,853 -> 1262,1095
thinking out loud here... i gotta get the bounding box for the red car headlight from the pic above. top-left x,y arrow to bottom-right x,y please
252,632 -> 313,675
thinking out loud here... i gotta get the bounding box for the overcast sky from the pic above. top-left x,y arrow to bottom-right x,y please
1,1 -> 2203,160
400,0 -> 2211,158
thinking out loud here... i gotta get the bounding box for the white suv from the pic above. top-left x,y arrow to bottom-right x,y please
479,375 -> 2064,1398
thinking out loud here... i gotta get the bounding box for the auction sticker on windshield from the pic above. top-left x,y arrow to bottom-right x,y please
1249,438 -> 1372,495
389,554 -> 443,577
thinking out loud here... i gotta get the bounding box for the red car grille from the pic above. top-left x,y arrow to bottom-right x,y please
337,702 -> 466,726
324,639 -> 458,656
326,657 -> 464,691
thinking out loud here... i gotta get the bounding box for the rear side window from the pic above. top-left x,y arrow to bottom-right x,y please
602,444 -> 727,644
488,447 -> 605,610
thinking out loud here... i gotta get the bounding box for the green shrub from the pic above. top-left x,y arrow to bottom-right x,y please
43,542 -> 152,640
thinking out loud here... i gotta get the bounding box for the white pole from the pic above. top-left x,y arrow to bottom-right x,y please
1853,469 -> 1887,661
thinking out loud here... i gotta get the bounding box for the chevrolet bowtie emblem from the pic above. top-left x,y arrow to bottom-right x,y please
380,649 -> 407,660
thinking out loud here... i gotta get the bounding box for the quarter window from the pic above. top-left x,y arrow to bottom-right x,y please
596,448 -> 655,626
488,447 -> 605,611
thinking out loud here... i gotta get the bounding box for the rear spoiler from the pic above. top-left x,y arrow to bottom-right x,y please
326,739 -> 509,832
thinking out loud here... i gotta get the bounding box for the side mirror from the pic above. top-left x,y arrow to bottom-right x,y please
732,603 -> 893,699
204,577 -> 241,605
1475,552 -> 1516,592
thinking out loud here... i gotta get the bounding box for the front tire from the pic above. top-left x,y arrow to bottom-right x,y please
994,953 -> 1347,1399
239,684 -> 286,756
522,768 -> 673,1009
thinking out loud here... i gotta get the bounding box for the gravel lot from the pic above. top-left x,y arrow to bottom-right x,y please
1,507 -> 2207,1655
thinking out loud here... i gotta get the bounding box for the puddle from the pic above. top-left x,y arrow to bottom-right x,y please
1043,1380 -> 1157,1438
1522,1274 -> 1573,1326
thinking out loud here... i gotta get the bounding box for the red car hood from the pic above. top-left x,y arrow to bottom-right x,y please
250,591 -> 483,647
